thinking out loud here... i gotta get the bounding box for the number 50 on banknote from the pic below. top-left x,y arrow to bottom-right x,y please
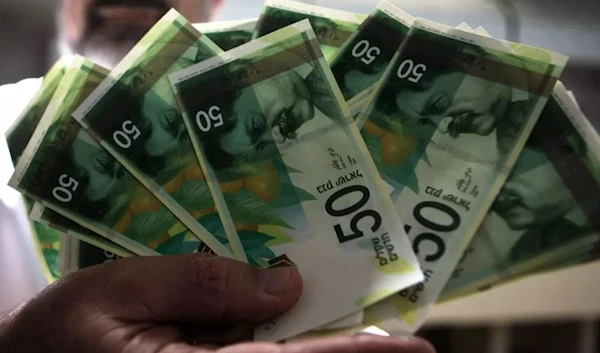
169,20 -> 423,341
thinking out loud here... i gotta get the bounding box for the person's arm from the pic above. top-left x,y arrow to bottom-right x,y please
0,253 -> 435,353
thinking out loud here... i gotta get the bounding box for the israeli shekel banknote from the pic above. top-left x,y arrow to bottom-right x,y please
441,82 -> 600,301
354,18 -> 568,333
73,9 -> 236,258
29,202 -> 135,259
322,21 -> 477,331
193,19 -> 257,51
329,1 -> 414,108
6,57 -> 132,263
321,20 -> 477,332
10,56 -> 203,257
169,19 -> 423,341
253,0 -> 367,61
5,57 -> 69,283
439,26 -> 596,300
346,21 -> 473,120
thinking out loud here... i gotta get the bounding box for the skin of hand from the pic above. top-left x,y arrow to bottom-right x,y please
0,254 -> 435,353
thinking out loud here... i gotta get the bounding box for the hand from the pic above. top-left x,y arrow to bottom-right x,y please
0,253 -> 435,353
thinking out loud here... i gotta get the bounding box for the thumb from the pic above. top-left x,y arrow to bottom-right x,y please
77,253 -> 303,324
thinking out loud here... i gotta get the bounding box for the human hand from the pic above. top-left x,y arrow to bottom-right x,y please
0,254 -> 435,353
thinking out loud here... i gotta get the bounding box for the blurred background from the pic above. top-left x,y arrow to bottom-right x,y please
2,0 -> 598,128
0,0 -> 599,352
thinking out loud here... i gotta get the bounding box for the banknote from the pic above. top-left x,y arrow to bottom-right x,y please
440,245 -> 600,303
29,202 -> 135,259
323,20 -> 472,331
438,26 -> 593,300
353,18 -> 568,333
193,19 -> 257,51
440,82 -> 600,301
535,242 -> 600,275
4,56 -> 131,275
344,21 -> 476,122
169,19 -> 423,341
5,57 -> 69,283
73,9 -> 235,258
439,236 -> 600,303
253,0 -> 366,61
10,56 -> 203,257
329,1 -> 414,106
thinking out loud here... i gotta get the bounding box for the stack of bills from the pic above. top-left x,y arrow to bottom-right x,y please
5,0 -> 598,341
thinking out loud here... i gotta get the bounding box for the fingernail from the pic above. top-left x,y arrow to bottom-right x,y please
258,267 -> 291,296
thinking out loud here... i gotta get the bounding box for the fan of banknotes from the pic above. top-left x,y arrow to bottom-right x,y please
5,0 -> 600,342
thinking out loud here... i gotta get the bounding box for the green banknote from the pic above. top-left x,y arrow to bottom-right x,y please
436,26 -> 596,301
353,19 -> 568,333
29,202 -> 135,259
253,0 -> 366,61
344,21 -> 476,122
329,1 -> 414,105
439,246 -> 600,303
10,56 -> 203,257
5,57 -> 69,283
440,82 -> 600,301
439,237 -> 600,303
73,9 -> 234,258
193,19 -> 257,51
170,19 -> 422,341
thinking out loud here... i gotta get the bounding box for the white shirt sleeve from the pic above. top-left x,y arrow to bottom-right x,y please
0,77 -> 49,313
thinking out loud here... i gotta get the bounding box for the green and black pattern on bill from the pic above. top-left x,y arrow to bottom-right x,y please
82,23 -> 214,143
441,89 -> 600,301
172,25 -> 364,267
5,60 -> 67,281
19,67 -> 115,222
254,7 -> 359,55
6,65 -> 67,168
16,63 -> 196,253
176,32 -> 349,173
498,95 -> 600,265
78,18 -> 231,251
205,30 -> 253,51
365,24 -> 562,173
330,8 -> 412,102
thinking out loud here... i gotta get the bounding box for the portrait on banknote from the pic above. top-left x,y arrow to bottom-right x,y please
496,115 -> 596,264
370,40 -> 537,159
111,44 -> 218,184
197,54 -> 347,172
478,95 -> 600,268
